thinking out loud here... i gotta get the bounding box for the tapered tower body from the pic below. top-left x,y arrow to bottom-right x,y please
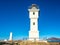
28,4 -> 40,41
9,32 -> 12,41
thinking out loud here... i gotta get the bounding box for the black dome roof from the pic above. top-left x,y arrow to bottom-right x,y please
29,4 -> 39,9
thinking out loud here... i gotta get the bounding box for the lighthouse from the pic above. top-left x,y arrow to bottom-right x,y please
9,32 -> 13,41
28,4 -> 40,41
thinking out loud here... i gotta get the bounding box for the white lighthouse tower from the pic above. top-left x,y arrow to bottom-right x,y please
28,4 -> 40,41
9,32 -> 13,41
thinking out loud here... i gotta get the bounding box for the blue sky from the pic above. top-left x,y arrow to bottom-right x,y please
0,0 -> 60,40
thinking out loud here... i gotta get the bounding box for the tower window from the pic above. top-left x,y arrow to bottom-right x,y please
33,22 -> 35,25
33,12 -> 35,15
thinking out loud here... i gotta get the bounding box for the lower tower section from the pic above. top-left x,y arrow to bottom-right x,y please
29,30 -> 39,41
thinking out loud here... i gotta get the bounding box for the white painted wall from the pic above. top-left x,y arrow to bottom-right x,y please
9,32 -> 12,41
28,6 -> 40,41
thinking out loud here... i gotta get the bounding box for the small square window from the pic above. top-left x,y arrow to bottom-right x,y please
33,12 -> 35,15
33,22 -> 35,25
